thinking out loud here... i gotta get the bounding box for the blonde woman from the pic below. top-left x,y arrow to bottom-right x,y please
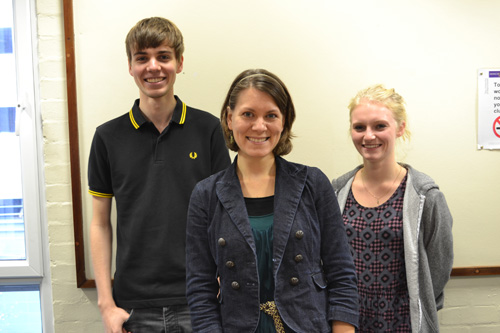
332,85 -> 453,332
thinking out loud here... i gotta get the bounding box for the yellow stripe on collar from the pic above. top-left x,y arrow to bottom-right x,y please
129,109 -> 139,129
179,102 -> 187,124
130,104 -> 186,126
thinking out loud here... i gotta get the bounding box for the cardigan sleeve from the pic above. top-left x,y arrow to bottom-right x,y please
421,188 -> 454,310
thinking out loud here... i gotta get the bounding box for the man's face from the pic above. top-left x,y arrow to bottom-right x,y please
128,42 -> 183,101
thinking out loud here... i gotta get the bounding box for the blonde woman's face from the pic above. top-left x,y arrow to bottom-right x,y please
350,101 -> 405,163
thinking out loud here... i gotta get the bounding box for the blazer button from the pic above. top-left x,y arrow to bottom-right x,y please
231,281 -> 240,290
218,238 -> 226,247
225,260 -> 235,268
290,277 -> 299,286
294,254 -> 303,263
295,230 -> 304,240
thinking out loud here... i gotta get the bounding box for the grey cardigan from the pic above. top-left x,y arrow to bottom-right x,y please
332,163 -> 453,333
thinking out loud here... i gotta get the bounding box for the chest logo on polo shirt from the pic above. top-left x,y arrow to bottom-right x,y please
189,152 -> 198,159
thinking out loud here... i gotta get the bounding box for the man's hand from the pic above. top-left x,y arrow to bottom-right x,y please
100,305 -> 131,333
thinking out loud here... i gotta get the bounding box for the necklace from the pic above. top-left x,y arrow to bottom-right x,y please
361,165 -> 403,205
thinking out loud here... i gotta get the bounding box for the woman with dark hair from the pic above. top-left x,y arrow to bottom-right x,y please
186,69 -> 359,333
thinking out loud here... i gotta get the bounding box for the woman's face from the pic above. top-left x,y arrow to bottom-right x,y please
350,100 -> 405,164
227,88 -> 284,160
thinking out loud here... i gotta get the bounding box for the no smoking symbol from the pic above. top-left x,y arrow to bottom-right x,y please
495,116 -> 500,138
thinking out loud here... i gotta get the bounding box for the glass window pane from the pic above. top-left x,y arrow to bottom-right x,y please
0,285 -> 42,332
0,0 -> 26,261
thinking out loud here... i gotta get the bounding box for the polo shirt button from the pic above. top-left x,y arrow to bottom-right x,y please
295,230 -> 304,239
294,254 -> 303,263
231,281 -> 240,290
290,277 -> 299,286
225,260 -> 235,268
218,238 -> 226,247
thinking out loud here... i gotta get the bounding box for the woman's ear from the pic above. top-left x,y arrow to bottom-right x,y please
396,121 -> 406,138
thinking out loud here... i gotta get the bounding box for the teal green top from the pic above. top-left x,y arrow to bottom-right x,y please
250,213 -> 276,333
246,195 -> 277,333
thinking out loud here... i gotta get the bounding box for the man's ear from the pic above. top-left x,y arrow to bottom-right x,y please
176,56 -> 184,74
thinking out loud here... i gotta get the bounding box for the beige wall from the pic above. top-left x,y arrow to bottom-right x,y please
38,0 -> 500,331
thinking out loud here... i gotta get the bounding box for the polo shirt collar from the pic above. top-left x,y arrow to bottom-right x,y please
128,96 -> 187,129
170,96 -> 188,125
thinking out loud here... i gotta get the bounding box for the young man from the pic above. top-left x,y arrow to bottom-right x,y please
88,17 -> 230,332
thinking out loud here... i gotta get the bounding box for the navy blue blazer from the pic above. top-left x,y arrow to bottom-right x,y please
186,157 -> 359,332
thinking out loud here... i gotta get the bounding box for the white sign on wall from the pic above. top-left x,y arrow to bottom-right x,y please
478,68 -> 500,149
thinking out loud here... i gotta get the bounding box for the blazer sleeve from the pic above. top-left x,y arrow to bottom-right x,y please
185,182 -> 223,332
313,169 -> 359,327
421,188 -> 453,310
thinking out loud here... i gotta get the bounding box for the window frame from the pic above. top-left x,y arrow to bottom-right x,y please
0,0 -> 42,278
0,0 -> 54,331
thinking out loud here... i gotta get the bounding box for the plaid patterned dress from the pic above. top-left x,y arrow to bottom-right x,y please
343,175 -> 411,332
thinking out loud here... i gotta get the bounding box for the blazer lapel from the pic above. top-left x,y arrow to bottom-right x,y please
215,160 -> 256,251
272,157 -> 307,271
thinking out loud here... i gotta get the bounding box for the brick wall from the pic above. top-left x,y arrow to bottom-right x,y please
36,0 -> 102,331
439,277 -> 500,332
36,0 -> 500,332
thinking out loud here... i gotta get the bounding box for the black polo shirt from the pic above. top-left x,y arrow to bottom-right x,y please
88,96 -> 230,308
